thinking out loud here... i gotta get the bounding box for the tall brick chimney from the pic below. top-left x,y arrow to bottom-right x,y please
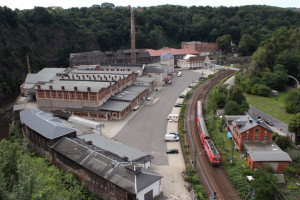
130,8 -> 136,64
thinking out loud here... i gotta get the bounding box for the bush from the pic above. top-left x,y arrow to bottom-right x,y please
257,84 -> 271,97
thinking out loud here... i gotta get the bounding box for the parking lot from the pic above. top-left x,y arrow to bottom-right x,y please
97,69 -> 216,199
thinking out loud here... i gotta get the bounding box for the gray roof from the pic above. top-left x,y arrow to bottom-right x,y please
71,69 -> 132,75
110,64 -> 143,68
110,86 -> 148,101
249,151 -> 292,162
37,68 -> 66,74
13,104 -> 26,112
78,133 -> 151,162
100,101 -> 131,112
224,115 -> 244,122
52,137 -> 162,194
20,108 -> 76,139
244,141 -> 281,152
38,80 -> 110,92
144,67 -> 165,73
134,76 -> 155,83
76,65 -> 99,70
232,114 -> 273,134
161,53 -> 173,60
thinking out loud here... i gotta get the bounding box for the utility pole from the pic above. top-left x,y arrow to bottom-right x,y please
26,54 -> 31,74
194,147 -> 197,170
230,136 -> 234,164
219,50 -> 221,70
130,7 -> 136,64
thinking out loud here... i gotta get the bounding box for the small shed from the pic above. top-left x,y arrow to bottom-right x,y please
272,90 -> 278,96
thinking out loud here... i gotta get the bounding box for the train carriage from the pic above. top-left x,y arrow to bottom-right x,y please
196,101 -> 221,166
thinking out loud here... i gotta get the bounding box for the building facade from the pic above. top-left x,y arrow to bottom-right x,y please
177,55 -> 211,69
181,41 -> 219,54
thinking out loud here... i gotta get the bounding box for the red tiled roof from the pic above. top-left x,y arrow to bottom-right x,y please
146,48 -> 199,57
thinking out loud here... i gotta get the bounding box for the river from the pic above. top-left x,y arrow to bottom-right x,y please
0,95 -> 18,140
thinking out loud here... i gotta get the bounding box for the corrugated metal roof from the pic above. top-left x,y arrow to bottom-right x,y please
100,101 -> 131,112
52,137 -> 161,194
20,108 -> 76,139
249,151 -> 292,162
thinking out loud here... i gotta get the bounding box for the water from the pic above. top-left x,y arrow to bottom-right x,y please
0,95 -> 18,140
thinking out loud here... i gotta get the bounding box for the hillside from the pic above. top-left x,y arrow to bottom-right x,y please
1,5 -> 300,103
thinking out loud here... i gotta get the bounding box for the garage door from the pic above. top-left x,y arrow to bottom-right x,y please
144,190 -> 153,200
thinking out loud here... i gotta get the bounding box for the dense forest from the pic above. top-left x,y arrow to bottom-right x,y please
0,4 -> 300,103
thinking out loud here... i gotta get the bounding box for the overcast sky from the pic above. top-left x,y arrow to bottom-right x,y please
0,0 -> 299,10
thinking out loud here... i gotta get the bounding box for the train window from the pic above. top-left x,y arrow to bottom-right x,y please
213,158 -> 220,161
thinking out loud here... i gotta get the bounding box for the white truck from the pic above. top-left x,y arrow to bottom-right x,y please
165,134 -> 179,141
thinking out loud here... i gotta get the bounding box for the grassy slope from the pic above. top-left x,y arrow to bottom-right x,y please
245,92 -> 293,124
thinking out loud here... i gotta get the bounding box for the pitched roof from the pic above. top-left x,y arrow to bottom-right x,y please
160,53 -> 174,60
110,86 -> 149,101
78,133 -> 152,162
249,151 -> 292,162
186,56 -> 207,62
52,137 -> 162,194
232,114 -> 273,134
146,48 -> 199,57
20,108 -> 76,139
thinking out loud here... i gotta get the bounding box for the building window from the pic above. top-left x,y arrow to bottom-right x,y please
264,135 -> 267,141
246,136 -> 249,141
255,135 -> 258,141
256,129 -> 259,133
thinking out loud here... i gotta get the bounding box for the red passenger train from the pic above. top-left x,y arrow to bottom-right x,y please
196,101 -> 221,166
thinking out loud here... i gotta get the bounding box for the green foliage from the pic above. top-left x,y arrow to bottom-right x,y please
0,125 -> 98,200
224,100 -> 243,115
262,64 -> 288,91
228,85 -> 246,105
251,164 -> 277,200
275,135 -> 291,150
285,89 -> 300,114
217,34 -> 232,54
289,113 -> 300,141
238,34 -> 257,56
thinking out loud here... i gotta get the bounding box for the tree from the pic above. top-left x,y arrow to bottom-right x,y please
257,84 -> 271,97
285,89 -> 300,114
289,113 -> 300,143
251,164 -> 277,200
262,64 -> 288,91
238,34 -> 257,56
275,135 -> 291,150
224,100 -> 243,115
228,85 -> 245,105
217,34 -> 232,54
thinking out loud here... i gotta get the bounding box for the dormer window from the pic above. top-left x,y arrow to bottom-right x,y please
61,86 -> 65,90
87,87 -> 91,92
37,84 -> 41,89
49,85 -> 53,90
74,86 -> 77,91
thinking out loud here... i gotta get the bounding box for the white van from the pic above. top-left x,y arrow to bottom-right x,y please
165,134 -> 179,141
177,71 -> 182,77
167,114 -> 179,122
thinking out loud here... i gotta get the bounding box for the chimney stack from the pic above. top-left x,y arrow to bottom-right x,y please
130,8 -> 136,64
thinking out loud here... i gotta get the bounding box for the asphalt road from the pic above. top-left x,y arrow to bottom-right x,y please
248,106 -> 290,136
115,71 -> 202,165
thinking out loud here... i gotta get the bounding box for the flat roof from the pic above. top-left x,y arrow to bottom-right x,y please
134,77 -> 154,83
99,101 -> 131,112
244,141 -> 281,152
110,86 -> 148,101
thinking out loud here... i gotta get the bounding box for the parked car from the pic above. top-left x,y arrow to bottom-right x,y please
177,71 -> 182,77
174,103 -> 182,107
199,76 -> 205,81
166,149 -> 179,154
179,94 -> 185,98
266,120 -> 274,126
168,132 -> 179,137
188,84 -> 194,88
192,80 -> 199,83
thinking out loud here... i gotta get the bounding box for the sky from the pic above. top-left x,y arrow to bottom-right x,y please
0,0 -> 299,10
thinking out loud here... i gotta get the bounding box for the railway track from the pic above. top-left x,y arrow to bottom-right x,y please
185,70 -> 241,200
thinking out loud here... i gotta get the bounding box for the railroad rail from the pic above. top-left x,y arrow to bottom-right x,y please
184,70 -> 241,200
